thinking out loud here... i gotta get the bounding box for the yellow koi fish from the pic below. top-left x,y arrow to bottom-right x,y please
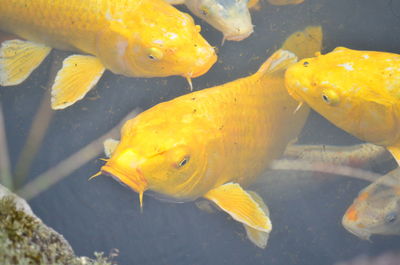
342,167 -> 400,240
94,26 -> 322,248
285,47 -> 400,166
98,50 -> 305,249
0,0 -> 217,109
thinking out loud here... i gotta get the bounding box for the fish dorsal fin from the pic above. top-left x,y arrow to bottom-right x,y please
243,190 -> 270,248
103,138 -> 120,158
387,142 -> 400,166
204,183 -> 272,232
281,26 -> 323,60
0,39 -> 51,86
256,49 -> 297,76
51,55 -> 105,110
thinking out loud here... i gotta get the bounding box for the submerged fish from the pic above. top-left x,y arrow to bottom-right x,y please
0,0 -> 216,109
342,167 -> 400,240
167,0 -> 253,42
285,47 -> 400,166
96,50 -> 306,248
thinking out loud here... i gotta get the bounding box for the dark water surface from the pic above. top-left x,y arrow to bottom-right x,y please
2,0 -> 400,264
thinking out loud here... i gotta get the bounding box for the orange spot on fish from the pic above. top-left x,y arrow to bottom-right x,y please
357,191 -> 370,201
345,205 -> 359,221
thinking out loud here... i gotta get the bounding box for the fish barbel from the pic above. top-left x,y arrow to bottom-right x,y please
0,0 -> 216,109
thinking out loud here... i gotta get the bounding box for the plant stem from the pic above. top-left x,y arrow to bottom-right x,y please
0,103 -> 13,190
16,108 -> 140,200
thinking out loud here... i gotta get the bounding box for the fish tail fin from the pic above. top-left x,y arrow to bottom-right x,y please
281,26 -> 323,60
256,49 -> 298,76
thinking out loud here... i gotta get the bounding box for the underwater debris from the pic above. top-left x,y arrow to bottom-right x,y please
0,185 -> 115,265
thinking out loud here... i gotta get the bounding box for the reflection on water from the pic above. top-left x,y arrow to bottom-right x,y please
2,0 -> 400,264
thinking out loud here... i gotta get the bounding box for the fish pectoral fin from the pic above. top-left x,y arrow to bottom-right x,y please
204,183 -> 272,232
387,142 -> 400,166
244,224 -> 270,248
103,138 -> 120,158
256,49 -> 297,76
243,190 -> 271,248
51,55 -> 105,110
0,39 -> 51,86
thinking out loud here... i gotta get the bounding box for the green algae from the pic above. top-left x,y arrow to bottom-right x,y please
0,196 -> 115,265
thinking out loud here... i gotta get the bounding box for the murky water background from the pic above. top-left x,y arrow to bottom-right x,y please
2,0 -> 400,264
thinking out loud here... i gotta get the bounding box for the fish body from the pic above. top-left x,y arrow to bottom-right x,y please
342,167 -> 400,240
285,47 -> 400,165
0,0 -> 216,109
103,50 -> 307,200
99,49 -> 308,248
167,0 -> 253,41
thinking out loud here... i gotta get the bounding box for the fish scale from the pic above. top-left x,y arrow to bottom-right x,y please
0,0 -> 134,52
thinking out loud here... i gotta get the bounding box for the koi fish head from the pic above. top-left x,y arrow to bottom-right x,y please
342,182 -> 400,240
185,0 -> 253,41
285,47 -> 398,145
101,101 -> 217,206
99,1 -> 217,79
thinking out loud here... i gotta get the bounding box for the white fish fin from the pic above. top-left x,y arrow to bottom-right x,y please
0,39 -> 51,86
204,182 -> 272,232
51,55 -> 105,110
103,138 -> 120,158
244,224 -> 270,248
243,190 -> 270,248
195,200 -> 217,214
256,49 -> 297,75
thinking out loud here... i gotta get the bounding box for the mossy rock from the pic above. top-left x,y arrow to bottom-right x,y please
0,190 -> 115,265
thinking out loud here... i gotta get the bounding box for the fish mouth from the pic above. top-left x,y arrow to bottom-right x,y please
224,27 -> 254,41
101,165 -> 148,196
186,50 -> 217,78
343,224 -> 372,240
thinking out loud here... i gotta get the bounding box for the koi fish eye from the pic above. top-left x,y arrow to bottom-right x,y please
177,156 -> 190,168
385,212 -> 397,224
321,89 -> 340,106
147,47 -> 163,61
